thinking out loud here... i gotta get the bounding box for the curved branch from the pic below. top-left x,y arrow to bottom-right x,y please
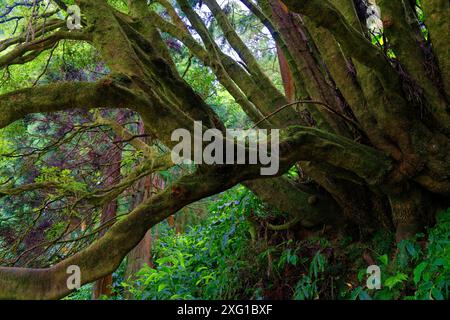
267,216 -> 301,230
0,29 -> 92,69
0,125 -> 394,299
0,19 -> 66,52
0,79 -> 129,130
0,182 -> 59,198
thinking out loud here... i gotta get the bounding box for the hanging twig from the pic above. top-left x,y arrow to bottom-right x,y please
182,54 -> 194,78
32,41 -> 59,86
251,100 -> 362,129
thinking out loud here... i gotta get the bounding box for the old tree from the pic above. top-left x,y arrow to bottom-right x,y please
0,0 -> 449,299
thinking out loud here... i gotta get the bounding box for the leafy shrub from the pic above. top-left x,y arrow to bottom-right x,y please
351,209 -> 449,300
120,186 -> 257,300
293,252 -> 328,300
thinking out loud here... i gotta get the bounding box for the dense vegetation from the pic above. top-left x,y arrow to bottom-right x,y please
0,0 -> 449,300
67,192 -> 450,301
67,191 -> 449,300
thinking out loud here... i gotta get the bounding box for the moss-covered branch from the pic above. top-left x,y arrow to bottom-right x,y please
281,0 -> 400,93
378,0 -> 450,132
421,0 -> 450,97
0,29 -> 92,69
0,80 -> 129,130
0,124 -> 393,299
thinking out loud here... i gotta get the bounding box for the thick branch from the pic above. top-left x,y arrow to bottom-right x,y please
0,80 -> 128,130
378,0 -> 450,132
281,0 -> 401,93
0,29 -> 92,69
0,125 -> 393,299
421,0 -> 450,97
203,0 -> 287,107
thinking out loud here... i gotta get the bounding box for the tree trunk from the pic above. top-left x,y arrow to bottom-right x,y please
0,0 -> 449,300
123,119 -> 166,298
92,112 -> 124,299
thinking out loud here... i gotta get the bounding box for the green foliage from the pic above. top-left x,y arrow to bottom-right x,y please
35,166 -> 87,194
350,209 -> 450,300
119,186 -> 256,300
384,272 -> 408,290
278,246 -> 300,270
411,210 -> 449,300
64,284 -> 93,300
293,252 -> 328,300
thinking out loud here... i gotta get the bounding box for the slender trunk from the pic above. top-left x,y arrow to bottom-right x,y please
123,174 -> 167,299
92,161 -> 121,299
123,121 -> 167,299
92,112 -> 124,299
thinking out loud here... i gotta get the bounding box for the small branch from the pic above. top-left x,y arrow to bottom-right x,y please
267,216 -> 301,231
251,100 -> 362,129
32,41 -> 59,86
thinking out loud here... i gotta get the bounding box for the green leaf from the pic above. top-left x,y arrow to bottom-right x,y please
289,254 -> 298,266
413,262 -> 427,284
157,283 -> 167,292
406,242 -> 416,256
378,254 -> 388,266
432,258 -> 444,267
357,268 -> 366,282
431,288 -> 444,300
385,273 -> 408,289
